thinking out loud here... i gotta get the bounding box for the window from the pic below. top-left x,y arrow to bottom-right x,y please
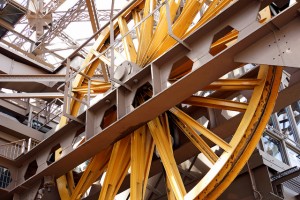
0,166 -> 12,188
286,147 -> 300,167
0,0 -> 7,10
268,115 -> 276,129
262,133 -> 284,162
277,108 -> 297,142
291,101 -> 300,133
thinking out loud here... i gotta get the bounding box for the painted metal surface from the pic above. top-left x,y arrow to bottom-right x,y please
0,0 -> 299,199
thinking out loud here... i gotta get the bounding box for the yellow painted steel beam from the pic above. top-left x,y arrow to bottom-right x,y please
118,17 -> 138,62
184,0 -> 233,38
166,178 -> 177,200
130,126 -> 154,200
70,147 -> 112,200
132,9 -> 141,40
210,29 -> 238,55
159,113 -> 172,149
211,29 -> 238,48
149,0 -> 205,63
98,136 -> 131,200
183,96 -> 248,112
202,79 -> 261,90
139,0 -> 182,65
259,6 -> 272,23
171,115 -> 218,164
160,113 -> 184,200
72,84 -> 111,94
136,0 -> 156,64
82,79 -> 111,86
170,107 -> 231,152
148,117 -> 186,200
90,49 -> 111,66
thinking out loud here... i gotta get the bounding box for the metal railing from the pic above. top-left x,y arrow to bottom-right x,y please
29,98 -> 63,131
0,139 -> 25,160
0,138 -> 40,160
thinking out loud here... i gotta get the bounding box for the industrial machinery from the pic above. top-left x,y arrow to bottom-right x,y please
0,0 -> 299,199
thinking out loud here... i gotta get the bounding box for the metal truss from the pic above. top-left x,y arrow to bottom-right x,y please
1,0 -> 121,69
0,92 -> 64,99
33,0 -> 87,53
10,0 -> 67,48
57,31 -> 89,56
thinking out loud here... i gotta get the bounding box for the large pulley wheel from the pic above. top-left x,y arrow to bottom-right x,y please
55,0 -> 282,199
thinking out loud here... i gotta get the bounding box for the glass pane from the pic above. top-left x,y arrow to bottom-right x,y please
291,101 -> 300,133
268,116 -> 275,128
262,133 -> 283,162
277,109 -> 296,142
287,147 -> 300,167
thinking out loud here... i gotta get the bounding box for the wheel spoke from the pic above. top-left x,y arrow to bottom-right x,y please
183,96 -> 248,112
90,49 -> 111,67
139,0 -> 181,65
72,84 -> 111,94
184,0 -> 233,38
118,17 -> 137,62
136,0 -> 156,64
150,0 -> 206,61
131,126 -> 154,200
132,9 -> 141,40
171,114 -> 219,164
203,79 -> 261,90
148,117 -> 186,200
70,147 -> 112,200
170,107 -> 232,152
160,113 -> 177,199
99,136 -> 131,200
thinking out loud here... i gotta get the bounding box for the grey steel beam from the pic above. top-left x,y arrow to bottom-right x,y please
0,113 -> 44,141
0,19 -> 35,44
0,50 -> 53,74
52,9 -> 120,22
1,1 -> 299,197
0,74 -> 66,82
0,74 -> 103,83
0,93 -> 64,99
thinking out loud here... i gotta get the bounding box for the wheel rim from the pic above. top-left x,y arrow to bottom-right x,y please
54,1 -> 282,199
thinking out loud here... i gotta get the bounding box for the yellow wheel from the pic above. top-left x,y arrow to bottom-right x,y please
55,0 -> 282,199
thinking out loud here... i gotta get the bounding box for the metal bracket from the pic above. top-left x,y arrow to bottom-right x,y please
110,77 -> 132,91
165,0 -> 191,51
63,112 -> 85,125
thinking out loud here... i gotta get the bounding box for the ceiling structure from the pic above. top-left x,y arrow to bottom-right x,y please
0,0 -> 122,70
